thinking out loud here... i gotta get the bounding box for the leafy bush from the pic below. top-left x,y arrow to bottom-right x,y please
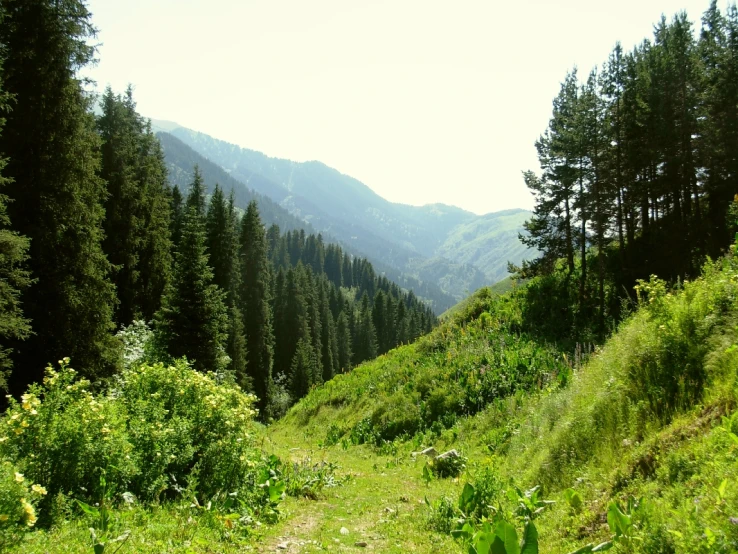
0,359 -> 135,507
0,459 -> 45,550
0,357 -> 273,526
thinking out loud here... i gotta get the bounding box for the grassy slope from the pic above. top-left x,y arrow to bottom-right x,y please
11,259 -> 738,553
439,276 -> 517,321
264,256 -> 738,553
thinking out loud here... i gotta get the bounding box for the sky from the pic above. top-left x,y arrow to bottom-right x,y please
84,0 -> 717,215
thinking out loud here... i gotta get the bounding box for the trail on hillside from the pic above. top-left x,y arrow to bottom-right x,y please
255,439 -> 459,554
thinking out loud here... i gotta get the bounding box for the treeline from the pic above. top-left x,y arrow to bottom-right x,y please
519,1 -> 738,340
0,0 -> 433,416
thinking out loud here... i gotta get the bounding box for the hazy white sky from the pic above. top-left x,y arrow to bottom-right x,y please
85,0 -> 717,215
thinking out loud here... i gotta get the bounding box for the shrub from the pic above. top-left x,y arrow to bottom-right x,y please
116,359 -> 260,500
0,458 -> 45,549
0,357 -> 267,522
0,359 -> 135,507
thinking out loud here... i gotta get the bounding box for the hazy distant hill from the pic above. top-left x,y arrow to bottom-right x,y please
436,208 -> 534,283
157,132 -> 314,234
153,121 -> 537,303
155,130 -> 458,312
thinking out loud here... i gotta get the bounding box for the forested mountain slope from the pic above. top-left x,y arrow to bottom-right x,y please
156,130 -> 458,313
157,131 -> 313,234
153,123 -> 535,301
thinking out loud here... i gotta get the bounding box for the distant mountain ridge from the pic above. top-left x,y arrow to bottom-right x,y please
155,131 -> 458,312
152,120 -> 536,305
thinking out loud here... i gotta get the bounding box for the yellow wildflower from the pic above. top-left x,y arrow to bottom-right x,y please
21,499 -> 36,526
14,472 -> 24,483
31,484 -> 47,496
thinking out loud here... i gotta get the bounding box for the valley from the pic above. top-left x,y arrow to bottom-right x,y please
154,121 -> 535,310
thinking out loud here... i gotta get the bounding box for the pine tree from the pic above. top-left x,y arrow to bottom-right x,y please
226,304 -> 249,390
206,184 -> 239,303
289,338 -> 319,399
335,310 -> 352,373
186,165 -> 206,217
137,121 -> 173,321
97,87 -> 171,324
155,207 -> 227,372
170,185 -> 184,250
318,280 -> 337,381
238,200 -> 274,413
354,292 -> 377,365
0,66 -> 31,392
0,0 -> 120,389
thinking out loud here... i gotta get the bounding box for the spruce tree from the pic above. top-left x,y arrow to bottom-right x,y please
186,165 -> 206,217
206,184 -> 239,302
289,338 -> 319,399
0,67 -> 31,392
155,206 -> 227,373
170,185 -> 184,250
0,0 -> 120,388
238,200 -> 274,413
354,292 -> 377,365
335,310 -> 352,373
136,121 -> 173,321
97,87 -> 172,324
226,304 -> 249,389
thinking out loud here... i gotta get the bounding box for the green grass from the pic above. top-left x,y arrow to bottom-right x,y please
7,257 -> 738,553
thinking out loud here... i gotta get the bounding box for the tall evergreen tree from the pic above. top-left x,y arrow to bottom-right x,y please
136,120 -> 173,321
335,310 -> 353,373
0,65 -> 31,392
97,87 -> 172,324
186,165 -> 206,218
155,207 -> 227,373
170,185 -> 184,251
0,0 -> 120,389
206,184 -> 239,302
289,338 -> 319,399
238,200 -> 274,413
353,292 -> 377,365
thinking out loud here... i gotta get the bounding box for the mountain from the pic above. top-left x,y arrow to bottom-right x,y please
156,132 -> 314,234
155,131 -> 458,312
435,208 -> 533,283
152,121 -> 536,303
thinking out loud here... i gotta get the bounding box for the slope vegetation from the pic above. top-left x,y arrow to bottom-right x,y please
270,254 -> 738,553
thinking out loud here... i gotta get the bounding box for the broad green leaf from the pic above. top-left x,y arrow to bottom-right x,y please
473,531 -> 495,554
269,480 -> 286,503
495,520 -> 519,554
490,535 -> 507,554
460,483 -> 476,509
520,521 -> 539,554
591,542 -> 613,552
77,500 -> 99,517
606,501 -> 630,537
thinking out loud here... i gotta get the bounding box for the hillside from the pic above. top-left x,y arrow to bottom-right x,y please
156,130 -> 458,313
436,209 -> 534,283
263,254 -> 738,552
12,254 -> 738,553
157,131 -> 315,234
153,123 -> 534,301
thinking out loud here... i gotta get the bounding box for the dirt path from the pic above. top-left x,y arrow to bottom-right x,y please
253,441 -> 459,553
